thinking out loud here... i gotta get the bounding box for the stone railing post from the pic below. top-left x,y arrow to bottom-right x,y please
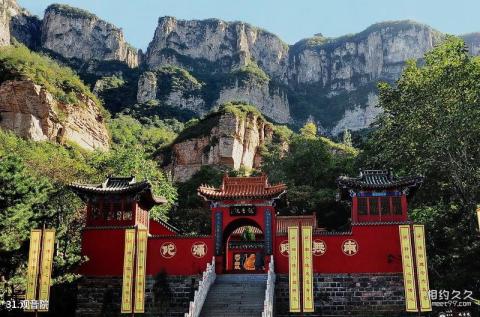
262,255 -> 275,317
185,257 -> 216,317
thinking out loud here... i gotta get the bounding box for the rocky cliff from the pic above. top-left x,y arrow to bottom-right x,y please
461,33 -> 480,56
166,104 -> 272,182
136,64 -> 291,123
0,0 -> 12,46
9,2 -> 42,50
143,18 -> 480,134
146,17 -> 289,79
41,4 -> 138,67
5,1 -> 480,135
0,79 -> 109,151
289,22 -> 442,86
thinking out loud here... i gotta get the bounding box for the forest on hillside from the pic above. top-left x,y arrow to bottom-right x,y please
0,35 -> 479,315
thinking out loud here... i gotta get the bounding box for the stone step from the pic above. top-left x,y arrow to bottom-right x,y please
199,274 -> 267,317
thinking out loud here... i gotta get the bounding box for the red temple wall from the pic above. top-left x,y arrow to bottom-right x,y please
81,225 -> 401,276
80,229 -> 125,276
274,224 -> 402,274
147,236 -> 213,275
149,219 -> 178,235
81,229 -> 213,276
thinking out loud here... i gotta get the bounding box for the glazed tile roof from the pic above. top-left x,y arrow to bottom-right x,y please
69,176 -> 167,208
70,176 -> 149,193
336,169 -> 424,190
198,174 -> 286,200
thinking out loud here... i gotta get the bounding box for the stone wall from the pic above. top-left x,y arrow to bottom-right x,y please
76,275 -> 200,317
275,273 -> 406,317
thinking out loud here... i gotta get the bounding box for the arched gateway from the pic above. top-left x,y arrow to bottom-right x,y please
198,174 -> 286,273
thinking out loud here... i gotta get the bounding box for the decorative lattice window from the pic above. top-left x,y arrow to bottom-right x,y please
380,197 -> 390,215
123,198 -> 133,220
357,197 -> 368,215
369,197 -> 379,215
392,197 -> 403,215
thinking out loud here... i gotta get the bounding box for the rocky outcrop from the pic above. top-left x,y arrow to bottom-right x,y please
137,71 -> 157,104
146,17 -> 289,79
216,79 -> 290,123
330,93 -> 382,135
167,109 -> 272,182
0,0 -> 11,46
41,4 -> 138,67
9,3 -> 42,50
462,33 -> 480,56
137,68 -> 291,123
0,80 -> 109,151
289,22 -> 442,87
136,68 -> 207,115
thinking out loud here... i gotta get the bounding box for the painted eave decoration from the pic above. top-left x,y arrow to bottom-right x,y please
69,175 -> 167,209
198,174 -> 287,201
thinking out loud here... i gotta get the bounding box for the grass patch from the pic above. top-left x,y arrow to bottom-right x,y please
46,4 -> 97,20
230,61 -> 270,85
172,102 -> 267,145
0,45 -> 104,114
320,136 -> 358,156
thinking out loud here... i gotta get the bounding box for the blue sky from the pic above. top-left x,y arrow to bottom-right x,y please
19,0 -> 480,50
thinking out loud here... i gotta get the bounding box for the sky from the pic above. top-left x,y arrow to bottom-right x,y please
18,0 -> 480,50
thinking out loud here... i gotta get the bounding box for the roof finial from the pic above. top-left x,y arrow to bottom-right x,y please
388,168 -> 394,180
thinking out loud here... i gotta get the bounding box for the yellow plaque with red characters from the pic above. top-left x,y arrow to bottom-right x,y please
25,229 -> 42,311
134,228 -> 148,313
399,225 -> 418,312
413,225 -> 432,312
121,229 -> 136,313
288,226 -> 300,313
38,229 -> 55,312
302,226 -> 314,312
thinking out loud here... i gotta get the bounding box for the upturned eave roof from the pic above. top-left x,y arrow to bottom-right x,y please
198,174 -> 287,201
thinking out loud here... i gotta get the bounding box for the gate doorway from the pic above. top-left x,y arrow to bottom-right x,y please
223,220 -> 265,273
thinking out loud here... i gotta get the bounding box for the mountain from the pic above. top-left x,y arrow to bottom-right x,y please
41,4 -> 138,67
140,18 -> 448,133
3,1 -> 480,135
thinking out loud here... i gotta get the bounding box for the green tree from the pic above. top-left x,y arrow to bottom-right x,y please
169,166 -> 224,234
342,129 -> 352,147
361,36 -> 480,291
89,146 -> 177,220
108,115 -> 178,155
299,122 -> 317,139
263,132 -> 355,228
0,155 -> 52,251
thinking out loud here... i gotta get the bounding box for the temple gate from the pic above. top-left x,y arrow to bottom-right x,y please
198,174 -> 287,273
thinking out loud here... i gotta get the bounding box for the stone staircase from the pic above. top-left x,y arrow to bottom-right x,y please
199,274 -> 267,317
